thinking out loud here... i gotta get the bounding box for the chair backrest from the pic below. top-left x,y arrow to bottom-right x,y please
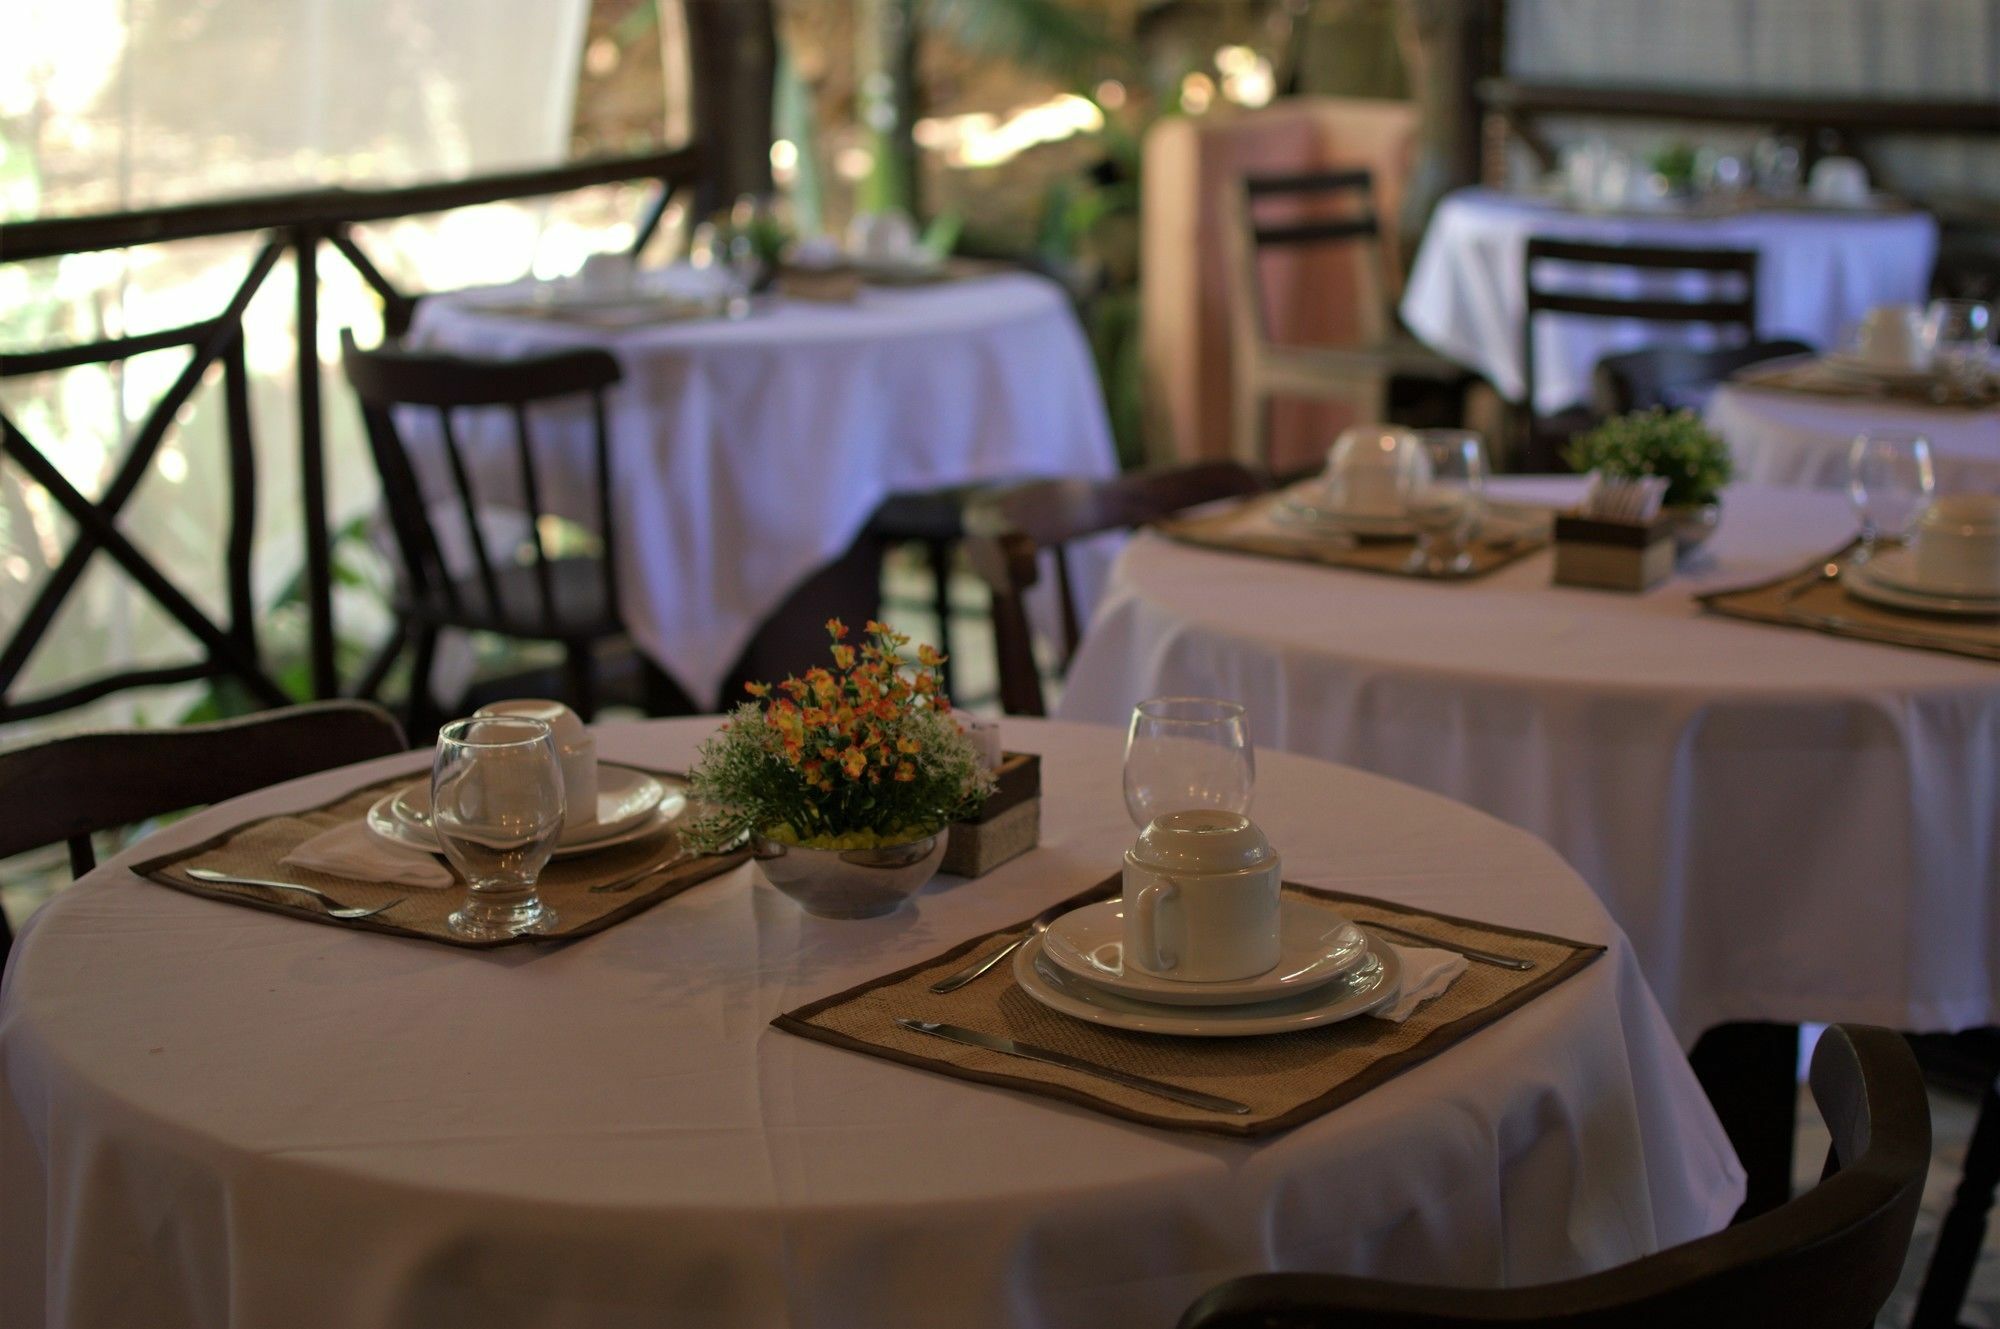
1592,338 -> 1814,416
340,332 -> 623,636
1178,1023 -> 1930,1329
1224,169 -> 1391,359
0,701 -> 407,959
963,461 -> 1268,717
1522,237 -> 1760,429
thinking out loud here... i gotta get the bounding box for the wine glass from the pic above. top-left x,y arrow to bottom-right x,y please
1922,298 -> 1995,395
1405,430 -> 1488,576
1123,697 -> 1254,830
1847,431 -> 1936,561
433,716 -> 566,939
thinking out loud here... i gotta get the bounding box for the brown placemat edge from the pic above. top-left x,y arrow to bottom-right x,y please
773,874 -> 1605,1139
1154,498 -> 1547,584
1698,542 -> 2000,664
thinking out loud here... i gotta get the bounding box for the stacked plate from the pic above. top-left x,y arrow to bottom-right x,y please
1845,548 -> 2000,618
1013,898 -> 1403,1037
365,765 -> 688,859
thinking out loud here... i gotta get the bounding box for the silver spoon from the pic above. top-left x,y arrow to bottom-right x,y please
186,868 -> 404,920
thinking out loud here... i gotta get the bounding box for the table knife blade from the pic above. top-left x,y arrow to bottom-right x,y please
894,1018 -> 1251,1115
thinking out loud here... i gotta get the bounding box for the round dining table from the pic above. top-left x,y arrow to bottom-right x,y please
409,271 -> 1117,709
1399,187 -> 1938,414
1057,481 -> 2000,1045
1707,378 -> 2000,494
0,718 -> 1740,1329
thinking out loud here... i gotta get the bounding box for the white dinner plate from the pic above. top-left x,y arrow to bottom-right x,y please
1820,353 -> 1943,391
1855,547 -> 2000,604
1273,489 -> 1413,540
365,780 -> 687,861
392,764 -> 675,848
1039,898 -> 1371,1006
1846,557 -> 2000,619
1012,934 -> 1401,1037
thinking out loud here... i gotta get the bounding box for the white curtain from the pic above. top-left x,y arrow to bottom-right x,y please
1503,0 -> 2000,201
0,0 -> 603,738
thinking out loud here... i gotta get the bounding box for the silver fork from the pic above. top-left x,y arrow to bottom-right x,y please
929,896 -> 1084,994
186,868 -> 404,920
589,830 -> 751,894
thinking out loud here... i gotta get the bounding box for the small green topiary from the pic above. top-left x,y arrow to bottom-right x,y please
1564,407 -> 1733,508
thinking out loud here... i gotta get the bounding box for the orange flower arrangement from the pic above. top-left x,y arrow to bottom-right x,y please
685,620 -> 991,850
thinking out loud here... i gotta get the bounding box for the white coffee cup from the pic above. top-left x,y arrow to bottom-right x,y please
1808,156 -> 1869,207
1322,425 -> 1427,517
1122,811 -> 1282,982
1913,494 -> 2000,596
473,699 -> 598,828
1855,305 -> 1929,371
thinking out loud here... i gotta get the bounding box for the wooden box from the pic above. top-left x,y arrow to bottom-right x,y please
1552,513 -> 1677,592
941,752 -> 1040,879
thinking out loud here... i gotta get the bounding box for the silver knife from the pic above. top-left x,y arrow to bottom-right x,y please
895,1018 -> 1252,1115
1361,920 -> 1534,971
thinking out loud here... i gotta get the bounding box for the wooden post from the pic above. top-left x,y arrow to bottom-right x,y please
682,0 -> 778,214
1395,0 -> 1494,261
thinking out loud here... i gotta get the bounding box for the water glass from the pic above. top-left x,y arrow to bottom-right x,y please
1123,697 -> 1254,830
1923,298 -> 1995,394
1848,431 -> 1936,559
1406,430 -> 1488,576
433,716 -> 566,939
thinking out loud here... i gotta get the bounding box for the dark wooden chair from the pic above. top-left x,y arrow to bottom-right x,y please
961,461 -> 1268,717
1225,169 -> 1471,471
1521,238 -> 1760,470
341,333 -> 651,732
1592,339 -> 1814,417
0,701 -> 407,961
1178,1023 -> 1929,1329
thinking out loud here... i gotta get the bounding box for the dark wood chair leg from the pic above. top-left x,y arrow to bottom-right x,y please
1690,1021 -> 1801,1221
564,641 -> 598,722
923,538 -> 956,701
405,626 -> 440,742
1912,1069 -> 2000,1329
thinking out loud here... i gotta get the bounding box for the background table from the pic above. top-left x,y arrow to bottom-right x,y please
0,718 -> 1739,1329
1058,481 -> 2000,1044
1400,188 -> 1939,414
1708,379 -> 2000,494
410,273 -> 1117,708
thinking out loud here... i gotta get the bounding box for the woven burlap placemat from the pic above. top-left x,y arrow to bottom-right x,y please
132,770 -> 750,949
774,876 -> 1602,1138
1156,491 -> 1550,583
1699,542 -> 2000,664
1730,358 -> 1998,411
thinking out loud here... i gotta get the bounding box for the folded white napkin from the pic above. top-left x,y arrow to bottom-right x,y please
280,821 -> 455,890
1372,945 -> 1469,1023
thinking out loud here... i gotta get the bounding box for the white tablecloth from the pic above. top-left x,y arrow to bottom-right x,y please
408,273 -> 1118,707
1400,188 -> 1939,413
0,718 -> 1740,1329
1708,380 -> 2000,494
1057,482 -> 2000,1043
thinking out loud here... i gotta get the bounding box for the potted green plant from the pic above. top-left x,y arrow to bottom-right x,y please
1565,407 -> 1733,555
684,620 -> 992,918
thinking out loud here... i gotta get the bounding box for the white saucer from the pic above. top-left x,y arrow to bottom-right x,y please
1821,353 -> 1941,391
365,777 -> 686,860
1013,934 -> 1402,1037
1039,898 -> 1370,1006
393,764 -> 676,847
1846,556 -> 2000,619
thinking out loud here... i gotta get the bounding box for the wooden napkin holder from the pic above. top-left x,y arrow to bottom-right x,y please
775,266 -> 863,303
1552,512 -> 1677,592
942,752 -> 1040,878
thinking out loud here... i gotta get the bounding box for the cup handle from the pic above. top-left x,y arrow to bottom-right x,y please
1132,878 -> 1179,972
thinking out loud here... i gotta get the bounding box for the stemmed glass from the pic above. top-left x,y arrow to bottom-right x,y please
1923,299 -> 1995,396
433,716 -> 566,939
1123,697 -> 1254,830
1405,430 -> 1488,576
1847,431 -> 1936,562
